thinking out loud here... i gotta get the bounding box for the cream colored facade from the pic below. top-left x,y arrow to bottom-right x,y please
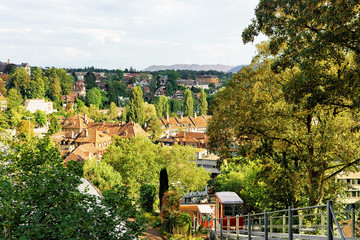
337,171 -> 360,203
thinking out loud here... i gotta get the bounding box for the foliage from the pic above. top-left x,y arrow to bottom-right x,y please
183,88 -> 193,117
199,89 -> 207,116
155,95 -> 169,118
7,68 -> 31,97
139,184 -> 157,212
169,98 -> 182,115
208,43 -> 360,208
108,102 -> 119,120
83,158 -> 123,192
0,137 -> 146,239
173,212 -> 192,236
101,136 -> 209,199
16,119 -> 34,138
160,190 -> 181,232
0,77 -> 7,96
127,86 -> 145,126
34,110 -> 47,127
65,160 -> 84,178
57,69 -> 73,95
86,87 -> 102,107
159,168 -> 169,209
84,72 -> 97,90
45,68 -> 62,106
29,68 -> 45,99
47,114 -> 61,135
143,102 -> 157,125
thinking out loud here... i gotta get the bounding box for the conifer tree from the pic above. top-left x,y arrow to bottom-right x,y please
199,89 -> 208,116
183,88 -> 193,117
127,86 -> 145,125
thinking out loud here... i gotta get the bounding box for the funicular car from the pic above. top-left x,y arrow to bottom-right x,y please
215,192 -> 244,230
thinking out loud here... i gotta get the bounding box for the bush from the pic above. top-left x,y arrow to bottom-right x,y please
140,184 -> 156,212
160,190 -> 180,232
173,212 -> 192,235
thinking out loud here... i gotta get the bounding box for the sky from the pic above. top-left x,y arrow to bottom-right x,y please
0,0 -> 267,71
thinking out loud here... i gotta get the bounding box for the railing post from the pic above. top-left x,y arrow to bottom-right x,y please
227,216 -> 230,240
289,206 -> 293,240
321,212 -> 325,235
248,212 -> 252,240
236,215 -> 239,240
283,214 -> 286,233
214,217 -> 217,239
221,218 -> 223,240
351,204 -> 355,238
270,216 -> 273,233
265,210 -> 268,240
327,201 -> 333,240
299,213 -> 303,234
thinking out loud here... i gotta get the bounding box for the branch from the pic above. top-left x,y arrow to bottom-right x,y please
325,158 -> 360,181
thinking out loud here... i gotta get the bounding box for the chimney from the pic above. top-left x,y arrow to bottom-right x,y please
7,59 -> 10,64
84,114 -> 88,124
194,112 -> 197,118
166,112 -> 169,121
71,131 -> 74,139
180,114 -> 183,120
85,129 -> 88,137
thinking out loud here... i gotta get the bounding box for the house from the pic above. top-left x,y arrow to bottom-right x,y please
24,99 -> 55,114
0,94 -> 7,111
73,80 -> 86,97
172,131 -> 208,148
337,172 -> 360,203
0,60 -> 30,75
61,114 -> 92,133
64,143 -> 98,163
61,91 -> 79,108
195,75 -> 219,84
74,128 -> 112,156
155,88 -> 166,97
116,121 -> 150,138
171,90 -> 184,101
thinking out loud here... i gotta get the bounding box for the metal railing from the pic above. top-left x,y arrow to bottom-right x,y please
209,201 -> 352,240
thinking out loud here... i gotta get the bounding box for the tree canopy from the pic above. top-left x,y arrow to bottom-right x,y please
127,86 -> 145,126
208,43 -> 360,208
183,89 -> 193,117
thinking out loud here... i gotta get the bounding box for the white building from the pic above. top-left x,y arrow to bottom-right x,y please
24,99 -> 55,114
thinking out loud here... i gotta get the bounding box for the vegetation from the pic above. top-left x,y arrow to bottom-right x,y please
139,184 -> 157,213
0,137 -> 146,239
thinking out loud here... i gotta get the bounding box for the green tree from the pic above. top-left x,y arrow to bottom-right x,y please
155,95 -> 169,118
34,110 -> 47,127
159,167 -> 169,209
57,69 -> 73,95
160,190 -> 180,232
48,115 -> 61,135
0,137 -> 146,239
6,88 -> 23,110
144,102 -> 157,125
208,44 -> 360,208
75,97 -> 85,109
84,158 -> 123,192
0,111 -> 9,130
127,86 -> 145,125
86,87 -> 102,107
166,70 -> 180,96
199,89 -> 208,116
45,68 -> 62,105
29,68 -> 45,99
183,88 -> 193,117
139,184 -> 157,213
84,72 -> 97,90
108,102 -> 118,120
7,68 -> 31,97
169,99 -> 182,115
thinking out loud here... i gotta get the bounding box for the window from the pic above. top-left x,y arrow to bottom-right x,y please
352,191 -> 357,197
224,205 -> 233,216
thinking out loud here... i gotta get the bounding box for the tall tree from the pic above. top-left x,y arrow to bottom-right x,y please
208,43 -> 360,207
45,68 -> 61,105
159,168 -> 169,209
183,88 -> 193,117
86,87 -> 102,108
7,68 -> 31,97
199,89 -> 208,116
127,86 -> 145,126
57,69 -> 73,95
108,102 -> 118,120
84,72 -> 97,90
29,68 -> 45,99
0,77 -> 6,96
155,95 -> 169,118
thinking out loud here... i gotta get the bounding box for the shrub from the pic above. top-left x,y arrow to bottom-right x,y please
140,184 -> 156,212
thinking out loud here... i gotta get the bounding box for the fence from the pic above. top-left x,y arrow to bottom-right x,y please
208,201 -> 355,240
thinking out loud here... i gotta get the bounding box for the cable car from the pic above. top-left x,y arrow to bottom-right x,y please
215,192 -> 244,230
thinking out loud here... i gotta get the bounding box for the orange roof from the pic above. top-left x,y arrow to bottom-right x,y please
64,143 -> 98,163
118,121 -> 150,138
87,122 -> 124,137
61,114 -> 93,130
75,129 -> 112,151
50,131 -> 75,143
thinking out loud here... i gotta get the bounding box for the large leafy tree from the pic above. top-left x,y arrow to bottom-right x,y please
127,86 -> 145,125
57,69 -> 73,95
86,87 -> 102,108
7,68 -> 31,97
84,72 -> 97,90
0,77 -> 6,96
45,68 -> 62,105
183,88 -> 193,117
0,137 -> 146,239
242,0 -> 360,109
29,68 -> 45,99
208,44 -> 360,207
101,136 -> 209,198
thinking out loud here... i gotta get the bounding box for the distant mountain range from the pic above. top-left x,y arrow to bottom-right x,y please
143,64 -> 247,73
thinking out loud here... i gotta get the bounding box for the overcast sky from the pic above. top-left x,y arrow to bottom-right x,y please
0,0 -> 266,70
